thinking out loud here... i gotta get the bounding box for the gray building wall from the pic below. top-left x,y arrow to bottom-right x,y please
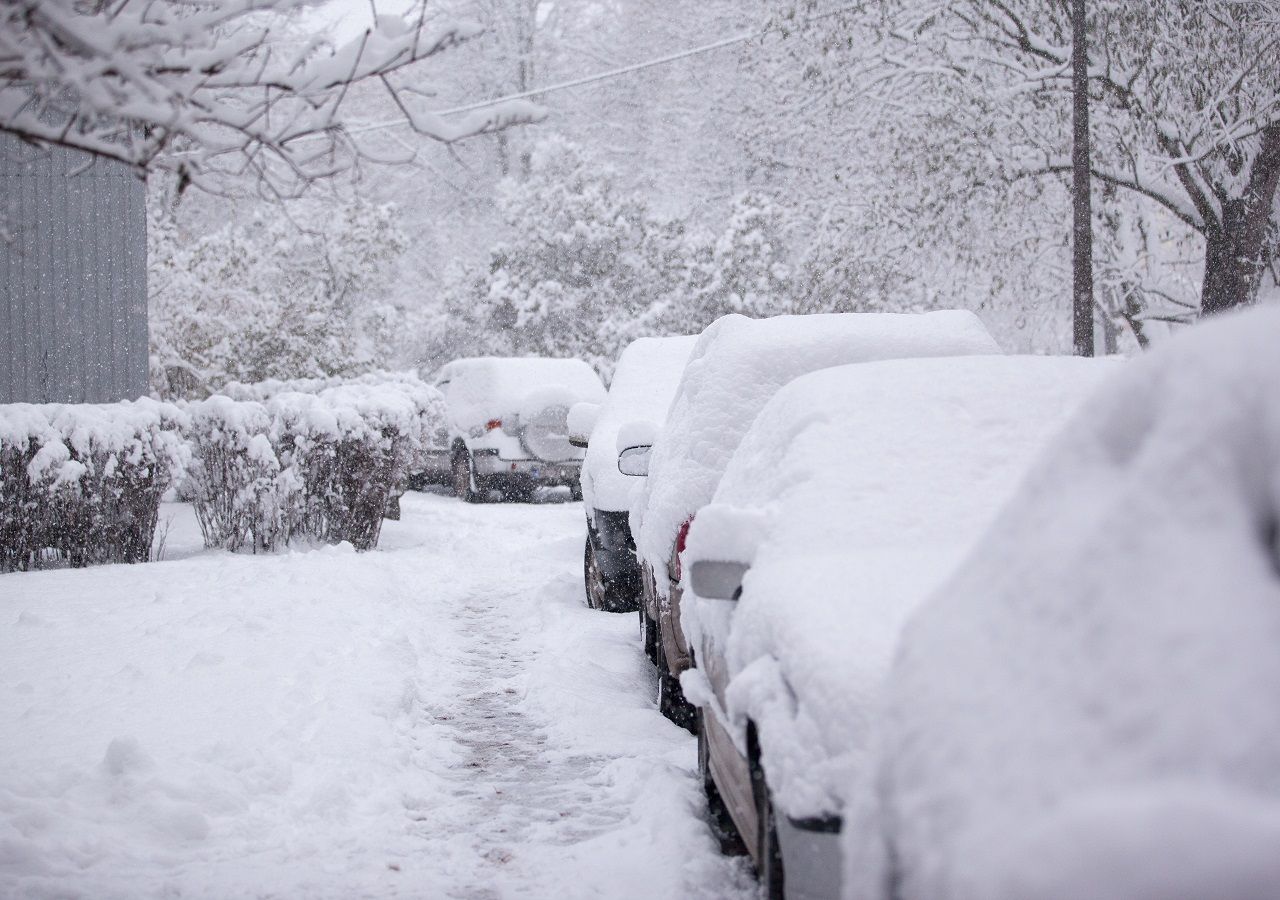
1,132 -> 148,404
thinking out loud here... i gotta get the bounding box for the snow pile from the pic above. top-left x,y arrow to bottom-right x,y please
633,311 -> 1001,584
581,335 -> 698,513
185,378 -> 446,552
0,399 -> 188,572
680,355 -> 1117,824
842,306 -> 1280,900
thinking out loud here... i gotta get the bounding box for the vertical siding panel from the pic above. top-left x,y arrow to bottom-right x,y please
0,153 -> 13,401
104,162 -> 121,399
65,151 -> 85,402
0,134 -> 147,403
88,155 -> 109,400
23,151 -> 41,401
126,173 -> 148,398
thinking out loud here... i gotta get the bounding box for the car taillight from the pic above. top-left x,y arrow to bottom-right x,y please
485,418 -> 502,432
674,515 -> 694,581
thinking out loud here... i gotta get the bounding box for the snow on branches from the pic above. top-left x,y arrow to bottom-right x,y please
858,0 -> 1280,314
0,0 -> 544,193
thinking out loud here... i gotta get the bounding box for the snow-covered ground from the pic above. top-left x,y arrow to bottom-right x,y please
1,492 -> 754,899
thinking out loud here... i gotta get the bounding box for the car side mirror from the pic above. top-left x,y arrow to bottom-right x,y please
567,401 -> 601,449
617,445 -> 651,476
689,560 -> 750,601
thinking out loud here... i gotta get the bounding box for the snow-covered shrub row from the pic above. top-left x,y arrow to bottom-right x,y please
185,375 -> 446,552
219,369 -> 433,403
0,400 -> 187,572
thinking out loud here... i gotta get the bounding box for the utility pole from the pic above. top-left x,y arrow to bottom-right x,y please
1071,0 -> 1095,356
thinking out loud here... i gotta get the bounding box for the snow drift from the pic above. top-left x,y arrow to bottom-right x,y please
842,305 -> 1280,900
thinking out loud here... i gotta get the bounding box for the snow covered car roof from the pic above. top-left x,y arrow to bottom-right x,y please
581,335 -> 698,513
681,354 -> 1119,823
842,306 -> 1280,900
632,310 -> 1001,584
435,356 -> 605,433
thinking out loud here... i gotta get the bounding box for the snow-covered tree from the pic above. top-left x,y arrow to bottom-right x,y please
851,0 -> 1280,315
433,137 -> 681,371
149,194 -> 412,395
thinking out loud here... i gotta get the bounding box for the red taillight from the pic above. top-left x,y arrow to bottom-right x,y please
485,418 -> 502,432
674,515 -> 694,580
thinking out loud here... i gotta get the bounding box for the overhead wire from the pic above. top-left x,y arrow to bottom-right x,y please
343,4 -> 863,138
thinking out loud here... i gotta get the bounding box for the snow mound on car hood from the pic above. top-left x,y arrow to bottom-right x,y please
633,310 -> 1001,589
681,354 -> 1117,821
842,305 -> 1280,900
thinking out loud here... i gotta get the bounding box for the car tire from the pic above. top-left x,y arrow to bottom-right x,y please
451,448 -> 481,504
584,537 -> 602,610
698,710 -> 748,856
750,743 -> 785,900
585,537 -> 634,613
657,649 -> 696,733
640,610 -> 658,665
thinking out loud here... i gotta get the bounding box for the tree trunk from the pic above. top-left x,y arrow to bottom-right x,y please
1200,124 -> 1280,315
1070,0 -> 1094,356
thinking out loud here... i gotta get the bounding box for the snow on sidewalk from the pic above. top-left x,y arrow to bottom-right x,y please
0,492 -> 755,899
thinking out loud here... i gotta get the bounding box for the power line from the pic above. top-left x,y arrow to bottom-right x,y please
344,4 -> 861,138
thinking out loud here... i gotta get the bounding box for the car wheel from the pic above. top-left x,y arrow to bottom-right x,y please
585,538 -> 634,613
750,745 -> 785,900
451,449 -> 480,503
657,649 -> 696,733
640,610 -> 658,665
698,710 -> 748,856
584,537 -> 603,609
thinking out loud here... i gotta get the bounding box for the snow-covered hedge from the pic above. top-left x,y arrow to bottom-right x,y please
1,374 -> 444,567
184,396 -> 300,553
185,374 -> 446,552
0,400 -> 187,572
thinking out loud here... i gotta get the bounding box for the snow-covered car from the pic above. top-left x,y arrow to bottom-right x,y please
679,354 -> 1118,900
841,307 -> 1280,900
631,310 -> 1000,729
574,335 -> 698,612
424,357 -> 606,503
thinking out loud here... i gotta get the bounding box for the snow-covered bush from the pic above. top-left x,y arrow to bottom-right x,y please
276,386 -> 418,550
185,374 -> 445,552
224,370 -> 448,476
0,400 -> 187,572
184,397 -> 300,553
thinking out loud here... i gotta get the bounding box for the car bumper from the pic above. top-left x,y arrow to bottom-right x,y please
473,450 -> 582,487
409,448 -> 452,487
